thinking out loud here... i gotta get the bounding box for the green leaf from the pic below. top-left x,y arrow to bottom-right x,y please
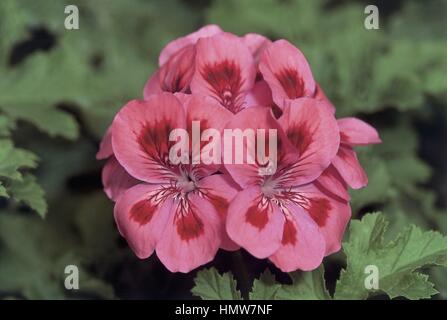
335,213 -> 447,300
249,269 -> 281,300
9,174 -> 47,218
0,181 -> 8,198
192,268 -> 242,300
275,265 -> 331,300
0,139 -> 38,181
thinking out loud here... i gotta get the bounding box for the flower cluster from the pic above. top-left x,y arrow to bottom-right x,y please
98,25 -> 381,273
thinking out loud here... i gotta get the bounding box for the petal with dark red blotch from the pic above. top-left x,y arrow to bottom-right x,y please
191,33 -> 256,114
269,203 -> 325,272
315,164 -> 350,201
112,95 -> 186,184
259,40 -> 316,107
293,183 -> 351,256
96,126 -> 113,160
338,118 -> 382,146
155,192 -> 222,273
226,186 -> 284,258
332,145 -> 368,189
102,157 -> 139,202
159,25 -> 223,66
144,45 -> 196,99
199,174 -> 241,251
114,183 -> 174,259
277,99 -> 340,187
223,107 -> 294,189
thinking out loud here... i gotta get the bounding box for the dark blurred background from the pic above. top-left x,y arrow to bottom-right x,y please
0,0 -> 446,299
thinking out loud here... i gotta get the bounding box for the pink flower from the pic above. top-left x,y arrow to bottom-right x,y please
98,25 -> 381,273
224,99 -> 351,272
110,93 -> 239,272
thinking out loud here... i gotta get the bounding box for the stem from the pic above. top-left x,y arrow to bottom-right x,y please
232,250 -> 251,300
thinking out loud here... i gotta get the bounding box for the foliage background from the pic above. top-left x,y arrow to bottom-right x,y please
0,0 -> 446,299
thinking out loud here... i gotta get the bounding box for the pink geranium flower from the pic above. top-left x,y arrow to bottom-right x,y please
224,99 -> 351,272
110,93 -> 239,272
98,25 -> 381,273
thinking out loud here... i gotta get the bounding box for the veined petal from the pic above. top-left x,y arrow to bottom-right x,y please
102,157 -> 139,202
259,40 -> 316,107
226,186 -> 284,258
315,164 -> 350,201
199,174 -> 241,251
269,202 -> 325,272
155,192 -> 222,273
191,33 -> 256,114
112,95 -> 186,184
114,183 -> 174,259
292,183 -> 351,256
332,145 -> 368,189
159,24 -> 223,66
223,107 -> 293,189
338,117 -> 382,146
277,98 -> 340,187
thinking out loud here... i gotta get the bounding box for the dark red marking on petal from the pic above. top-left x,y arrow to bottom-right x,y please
176,211 -> 205,241
287,123 -> 313,156
138,120 -> 175,163
340,132 -> 350,144
275,68 -> 305,99
337,146 -> 351,160
205,193 -> 228,218
130,199 -> 157,226
159,45 -> 195,93
308,197 -> 331,227
246,204 -> 269,230
281,219 -> 297,245
201,60 -> 244,113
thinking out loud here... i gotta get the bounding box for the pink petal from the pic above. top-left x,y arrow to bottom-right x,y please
199,174 -> 241,251
114,183 -> 174,259
155,192 -> 222,273
278,98 -> 340,186
269,203 -> 326,272
338,117 -> 382,146
315,164 -> 350,201
191,33 -> 256,114
144,46 -> 196,99
314,83 -> 336,114
226,186 -> 284,258
259,40 -> 316,107
242,33 -> 271,61
112,95 -> 186,184
244,80 -> 274,108
96,126 -> 113,160
102,157 -> 139,202
293,183 -> 351,256
223,107 -> 293,189
332,145 -> 368,189
159,24 -> 223,66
